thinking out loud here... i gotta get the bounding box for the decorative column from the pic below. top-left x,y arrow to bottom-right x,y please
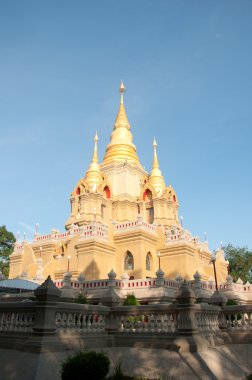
156,268 -> 164,286
102,269 -> 121,307
175,274 -> 184,287
61,272 -> 76,300
77,272 -> 85,287
62,272 -> 72,288
108,269 -> 117,287
176,280 -> 198,334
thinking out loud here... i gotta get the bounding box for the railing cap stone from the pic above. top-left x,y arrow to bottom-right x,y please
176,280 -> 196,305
34,275 -> 61,302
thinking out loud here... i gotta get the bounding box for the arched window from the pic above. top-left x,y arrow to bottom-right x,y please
143,189 -> 152,201
104,186 -> 111,199
76,187 -> 80,195
124,251 -> 134,270
146,252 -> 151,271
173,195 -> 176,202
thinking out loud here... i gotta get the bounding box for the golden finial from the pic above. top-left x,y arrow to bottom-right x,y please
120,81 -> 125,104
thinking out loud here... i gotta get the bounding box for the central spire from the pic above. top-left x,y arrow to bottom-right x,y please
102,82 -> 142,166
113,81 -> 131,130
120,81 -> 125,104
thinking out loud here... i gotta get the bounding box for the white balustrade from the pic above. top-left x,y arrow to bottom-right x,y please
0,311 -> 35,332
225,311 -> 252,331
55,311 -> 106,332
117,312 -> 176,333
196,312 -> 220,334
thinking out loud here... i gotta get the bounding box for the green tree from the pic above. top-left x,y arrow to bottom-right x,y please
123,293 -> 140,306
0,226 -> 16,277
223,244 -> 252,283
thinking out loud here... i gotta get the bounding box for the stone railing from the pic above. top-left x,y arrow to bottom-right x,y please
115,219 -> 156,235
55,302 -> 109,333
56,277 -> 179,291
111,304 -> 177,333
222,305 -> 252,331
33,222 -> 107,243
0,302 -> 36,332
0,276 -> 251,353
53,271 -> 252,305
195,305 -> 220,334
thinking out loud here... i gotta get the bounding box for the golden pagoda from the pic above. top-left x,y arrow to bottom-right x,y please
9,83 -> 229,284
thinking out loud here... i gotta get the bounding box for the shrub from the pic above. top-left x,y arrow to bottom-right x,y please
226,299 -> 238,305
61,350 -> 110,380
123,294 -> 140,306
75,293 -> 88,304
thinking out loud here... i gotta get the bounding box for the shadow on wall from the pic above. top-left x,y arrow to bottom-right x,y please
83,260 -> 100,280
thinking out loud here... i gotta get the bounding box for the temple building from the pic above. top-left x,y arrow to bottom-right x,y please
9,83 -> 228,284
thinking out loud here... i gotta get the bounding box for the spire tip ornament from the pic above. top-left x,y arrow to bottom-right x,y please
120,81 -> 125,104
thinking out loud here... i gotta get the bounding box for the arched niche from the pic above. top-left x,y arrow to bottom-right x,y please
146,252 -> 152,271
104,186 -> 111,199
143,188 -> 152,201
124,251 -> 134,270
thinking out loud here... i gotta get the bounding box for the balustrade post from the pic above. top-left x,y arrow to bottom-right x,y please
226,274 -> 234,291
33,276 -> 61,334
156,268 -> 164,286
193,271 -> 201,290
108,269 -> 117,287
176,280 -> 198,334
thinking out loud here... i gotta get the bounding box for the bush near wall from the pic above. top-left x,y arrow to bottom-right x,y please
61,350 -> 110,380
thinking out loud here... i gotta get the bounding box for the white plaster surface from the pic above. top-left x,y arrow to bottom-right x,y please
0,344 -> 251,380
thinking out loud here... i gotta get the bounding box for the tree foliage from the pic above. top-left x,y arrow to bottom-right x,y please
123,293 -> 140,306
223,244 -> 252,283
75,292 -> 88,304
0,225 -> 16,276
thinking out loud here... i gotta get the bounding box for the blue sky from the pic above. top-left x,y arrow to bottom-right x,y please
0,1 -> 251,250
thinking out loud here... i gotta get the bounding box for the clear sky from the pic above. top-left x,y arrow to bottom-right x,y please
0,1 -> 251,251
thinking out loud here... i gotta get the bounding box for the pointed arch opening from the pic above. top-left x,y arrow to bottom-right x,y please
104,186 -> 111,199
143,189 -> 152,201
76,187 -> 81,195
124,251 -> 134,270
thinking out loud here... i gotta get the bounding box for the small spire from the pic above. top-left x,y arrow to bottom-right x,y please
85,131 -> 103,189
148,138 -> 166,194
152,138 -> 159,169
120,81 -> 125,104
92,132 -> 99,163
